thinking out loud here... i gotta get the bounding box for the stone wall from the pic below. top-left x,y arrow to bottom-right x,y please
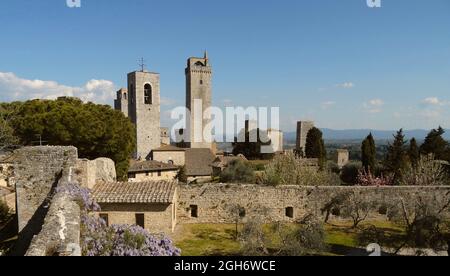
12,146 -> 82,256
177,184 -> 450,224
25,183 -> 81,256
75,157 -> 116,189
128,170 -> 178,182
14,146 -> 78,232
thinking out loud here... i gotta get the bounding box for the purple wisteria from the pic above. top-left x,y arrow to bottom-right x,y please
58,182 -> 181,256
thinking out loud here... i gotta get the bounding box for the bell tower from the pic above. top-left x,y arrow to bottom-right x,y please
128,67 -> 161,160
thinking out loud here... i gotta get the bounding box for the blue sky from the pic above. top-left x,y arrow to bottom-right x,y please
0,0 -> 449,131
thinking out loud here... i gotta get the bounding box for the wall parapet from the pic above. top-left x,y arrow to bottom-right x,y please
177,183 -> 450,224
26,181 -> 81,256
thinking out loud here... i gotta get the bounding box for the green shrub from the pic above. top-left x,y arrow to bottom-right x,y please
220,160 -> 256,184
340,161 -> 362,185
263,152 -> 341,186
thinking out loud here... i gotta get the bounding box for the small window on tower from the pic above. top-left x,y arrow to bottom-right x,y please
123,93 -> 127,100
130,84 -> 134,104
144,84 -> 152,105
200,80 -> 203,85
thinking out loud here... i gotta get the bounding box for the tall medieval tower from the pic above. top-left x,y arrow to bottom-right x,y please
114,88 -> 128,117
296,121 -> 314,156
186,51 -> 212,149
128,70 -> 161,160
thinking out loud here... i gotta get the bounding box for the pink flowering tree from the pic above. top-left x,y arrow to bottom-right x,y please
356,170 -> 393,186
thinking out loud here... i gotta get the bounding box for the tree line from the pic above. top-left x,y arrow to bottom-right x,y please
0,98 -> 136,180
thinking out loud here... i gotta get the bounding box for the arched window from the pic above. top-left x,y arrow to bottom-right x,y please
123,93 -> 127,100
144,84 -> 152,105
168,160 -> 174,165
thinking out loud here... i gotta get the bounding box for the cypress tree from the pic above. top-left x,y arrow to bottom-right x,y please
361,133 -> 376,172
305,127 -> 326,169
408,138 -> 420,168
385,129 -> 408,184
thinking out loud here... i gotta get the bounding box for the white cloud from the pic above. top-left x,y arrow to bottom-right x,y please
363,99 -> 384,113
422,97 -> 449,107
336,82 -> 355,89
321,101 -> 336,110
0,72 -> 116,104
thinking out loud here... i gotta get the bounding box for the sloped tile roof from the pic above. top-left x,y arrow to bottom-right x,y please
92,181 -> 177,204
128,160 -> 179,173
185,148 -> 215,176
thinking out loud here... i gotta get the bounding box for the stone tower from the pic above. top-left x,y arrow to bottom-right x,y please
296,121 -> 314,155
114,88 -> 128,117
186,51 -> 212,149
335,149 -> 350,169
128,70 -> 161,160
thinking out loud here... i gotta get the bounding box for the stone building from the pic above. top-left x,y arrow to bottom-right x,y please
267,128 -> 284,153
114,88 -> 128,117
152,145 -> 215,183
128,160 -> 179,182
236,120 -> 284,154
92,181 -> 178,233
152,145 -> 187,166
185,148 -> 215,183
160,127 -> 170,145
296,121 -> 314,155
186,52 -> 213,149
127,70 -> 162,160
335,149 -> 350,169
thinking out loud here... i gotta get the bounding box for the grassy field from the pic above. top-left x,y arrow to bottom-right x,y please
173,220 -> 404,256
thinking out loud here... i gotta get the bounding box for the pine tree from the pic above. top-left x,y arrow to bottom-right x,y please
305,127 -> 326,169
385,129 -> 408,184
420,126 -> 449,161
361,133 -> 376,172
408,138 -> 420,168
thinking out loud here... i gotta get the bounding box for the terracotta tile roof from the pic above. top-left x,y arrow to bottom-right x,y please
92,181 -> 177,204
152,145 -> 186,152
185,148 -> 215,176
128,160 -> 179,173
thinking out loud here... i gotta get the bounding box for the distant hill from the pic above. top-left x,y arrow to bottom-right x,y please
284,128 -> 450,142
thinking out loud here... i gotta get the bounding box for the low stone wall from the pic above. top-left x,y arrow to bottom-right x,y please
177,184 -> 450,224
